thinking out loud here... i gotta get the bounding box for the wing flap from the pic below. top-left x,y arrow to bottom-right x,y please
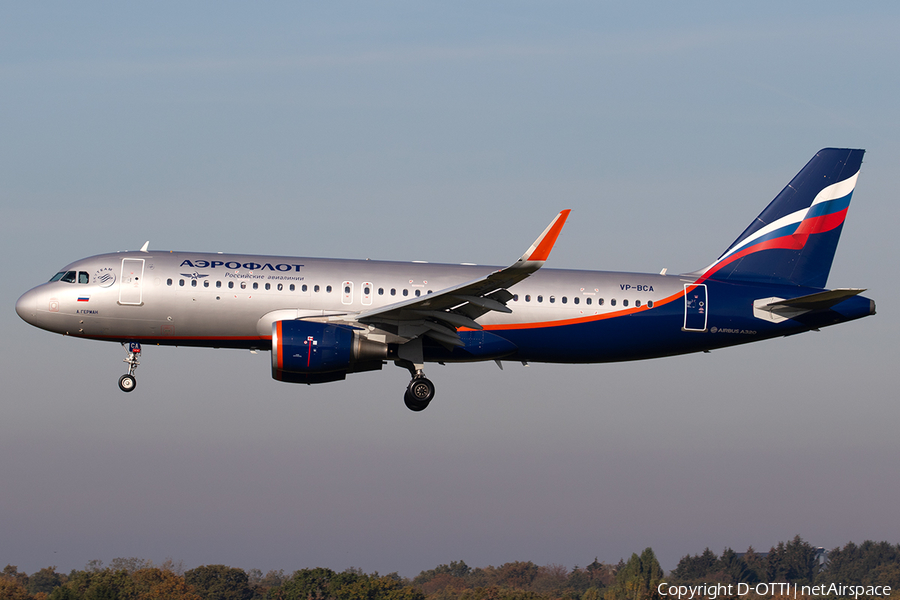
451,294 -> 513,313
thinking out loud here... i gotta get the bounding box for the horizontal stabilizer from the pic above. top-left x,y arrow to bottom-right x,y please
764,288 -> 866,311
753,288 -> 867,324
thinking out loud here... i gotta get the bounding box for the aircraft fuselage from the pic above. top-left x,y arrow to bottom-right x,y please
16,250 -> 874,364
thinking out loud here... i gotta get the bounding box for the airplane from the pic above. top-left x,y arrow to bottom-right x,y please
16,148 -> 875,411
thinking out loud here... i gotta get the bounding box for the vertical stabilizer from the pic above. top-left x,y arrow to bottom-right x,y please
700,148 -> 864,288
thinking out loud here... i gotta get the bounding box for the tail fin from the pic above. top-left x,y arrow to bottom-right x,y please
699,148 -> 864,288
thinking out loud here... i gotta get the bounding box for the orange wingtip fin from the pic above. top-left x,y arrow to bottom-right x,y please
526,209 -> 571,262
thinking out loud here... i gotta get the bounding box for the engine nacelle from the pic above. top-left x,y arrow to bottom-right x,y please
271,320 -> 387,384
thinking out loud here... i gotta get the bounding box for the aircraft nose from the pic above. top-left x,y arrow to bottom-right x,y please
15,288 -> 38,325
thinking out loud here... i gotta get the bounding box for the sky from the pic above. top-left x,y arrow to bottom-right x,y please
2,1 -> 899,578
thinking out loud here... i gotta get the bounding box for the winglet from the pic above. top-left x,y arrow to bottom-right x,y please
518,209 -> 571,264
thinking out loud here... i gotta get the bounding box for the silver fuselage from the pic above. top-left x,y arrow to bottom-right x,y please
17,250 -> 684,353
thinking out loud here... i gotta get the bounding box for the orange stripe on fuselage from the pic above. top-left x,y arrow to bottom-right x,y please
468,285 -> 688,332
86,334 -> 268,342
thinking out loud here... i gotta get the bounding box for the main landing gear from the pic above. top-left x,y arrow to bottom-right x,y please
396,339 -> 436,412
404,376 -> 435,412
118,342 -> 141,392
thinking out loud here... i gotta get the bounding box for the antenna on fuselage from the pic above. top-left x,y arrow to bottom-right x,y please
140,241 -> 150,252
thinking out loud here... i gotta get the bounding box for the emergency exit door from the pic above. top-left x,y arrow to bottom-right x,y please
119,258 -> 145,305
683,284 -> 707,331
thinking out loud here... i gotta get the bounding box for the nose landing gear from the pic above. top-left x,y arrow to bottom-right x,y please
118,342 -> 141,392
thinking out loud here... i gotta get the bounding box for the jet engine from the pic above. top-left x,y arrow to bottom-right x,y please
271,320 -> 387,384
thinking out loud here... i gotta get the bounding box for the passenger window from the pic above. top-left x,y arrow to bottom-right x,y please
289,284 -> 295,291
265,283 -> 271,290
253,282 -> 258,290
277,283 -> 283,291
216,281 -> 221,288
537,295 -> 543,303
562,297 -> 567,304
573,297 -> 579,305
378,288 -> 384,295
648,300 -> 654,308
512,294 -> 518,301
314,285 -> 320,292
61,271 -> 77,283
228,281 -> 234,289
241,282 -> 247,290
344,285 -> 351,294
391,289 -> 396,296
525,295 -> 531,302
611,299 -> 616,306
203,280 -> 209,288
415,289 -> 421,297
326,285 -> 332,293
403,289 -> 408,297
623,299 -> 629,307
549,296 -> 555,303
179,279 -> 185,287
167,278 -> 173,286
586,297 -> 591,305
78,272 -> 89,284
364,286 -> 370,295
598,298 -> 604,305
191,280 -> 197,287
635,300 -> 641,307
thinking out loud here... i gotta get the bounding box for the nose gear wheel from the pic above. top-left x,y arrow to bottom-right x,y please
119,342 -> 141,393
118,374 -> 136,392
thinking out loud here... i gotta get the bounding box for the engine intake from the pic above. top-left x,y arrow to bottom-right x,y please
271,320 -> 387,384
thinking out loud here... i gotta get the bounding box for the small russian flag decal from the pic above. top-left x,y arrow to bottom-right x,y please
77,296 -> 90,302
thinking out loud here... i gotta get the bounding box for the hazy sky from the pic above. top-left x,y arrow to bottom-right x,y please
2,2 -> 899,577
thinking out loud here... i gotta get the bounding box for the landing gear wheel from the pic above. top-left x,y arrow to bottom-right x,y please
404,377 -> 435,411
118,374 -> 137,392
408,377 -> 435,402
404,390 -> 430,412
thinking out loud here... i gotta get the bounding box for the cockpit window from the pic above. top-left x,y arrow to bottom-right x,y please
78,272 -> 89,284
49,272 -> 66,282
60,271 -> 77,283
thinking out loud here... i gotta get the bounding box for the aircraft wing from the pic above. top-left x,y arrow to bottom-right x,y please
354,210 -> 570,346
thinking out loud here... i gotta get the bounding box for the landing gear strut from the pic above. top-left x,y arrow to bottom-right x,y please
118,342 -> 141,392
396,339 -> 436,411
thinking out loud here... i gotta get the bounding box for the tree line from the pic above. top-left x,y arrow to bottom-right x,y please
1,537 -> 899,600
